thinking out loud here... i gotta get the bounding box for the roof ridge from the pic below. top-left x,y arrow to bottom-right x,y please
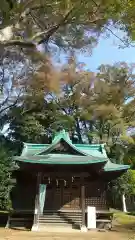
35,137 -> 88,156
23,142 -> 49,146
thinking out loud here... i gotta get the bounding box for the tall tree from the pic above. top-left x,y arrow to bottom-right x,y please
0,0 -> 135,52
92,63 -> 135,161
48,56 -> 95,143
5,57 -> 94,143
5,60 -> 135,153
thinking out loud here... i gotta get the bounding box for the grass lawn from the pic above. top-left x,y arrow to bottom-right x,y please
113,211 -> 135,231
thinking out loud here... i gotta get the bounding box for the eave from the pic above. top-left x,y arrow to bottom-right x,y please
14,155 -> 107,165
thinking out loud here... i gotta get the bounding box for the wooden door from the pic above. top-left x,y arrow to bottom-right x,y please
44,184 -> 80,210
53,187 -> 62,210
44,186 -> 54,210
62,186 -> 80,209
44,185 -> 62,210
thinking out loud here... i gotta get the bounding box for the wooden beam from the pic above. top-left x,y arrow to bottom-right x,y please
81,181 -> 87,232
81,185 -> 85,226
41,172 -> 90,178
32,172 -> 42,231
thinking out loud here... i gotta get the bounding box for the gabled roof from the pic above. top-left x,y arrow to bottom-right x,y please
74,144 -> 107,158
21,130 -> 106,158
15,130 -> 130,172
14,154 -> 106,165
21,143 -> 49,156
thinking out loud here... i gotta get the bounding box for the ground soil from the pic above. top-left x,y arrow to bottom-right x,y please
1,212 -> 135,240
0,228 -> 135,240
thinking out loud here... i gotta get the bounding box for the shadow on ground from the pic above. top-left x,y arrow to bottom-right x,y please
0,212 -> 8,227
0,211 -> 33,230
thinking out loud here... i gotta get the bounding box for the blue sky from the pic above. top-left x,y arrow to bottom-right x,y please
43,29 -> 135,71
77,34 -> 135,71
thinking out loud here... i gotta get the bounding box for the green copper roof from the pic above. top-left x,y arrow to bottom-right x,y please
21,144 -> 49,156
52,130 -> 71,143
74,144 -> 107,158
104,160 -> 130,172
15,129 -> 130,172
14,154 -> 106,165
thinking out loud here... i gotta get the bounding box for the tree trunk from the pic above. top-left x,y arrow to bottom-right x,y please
75,118 -> 83,143
122,193 -> 127,213
99,118 -> 104,143
83,120 -> 92,144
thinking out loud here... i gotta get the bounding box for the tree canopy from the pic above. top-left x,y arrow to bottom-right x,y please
1,0 -> 135,211
0,0 -> 135,53
5,60 -> 135,155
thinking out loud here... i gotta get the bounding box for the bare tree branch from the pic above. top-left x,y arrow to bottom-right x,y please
104,26 -> 135,48
48,93 -> 68,115
0,88 -> 23,115
0,7 -> 75,48
29,12 -> 45,31
37,7 -> 76,44
1,40 -> 36,48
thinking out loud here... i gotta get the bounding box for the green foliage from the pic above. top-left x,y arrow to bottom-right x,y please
123,142 -> 135,167
111,170 -> 135,196
0,144 -> 15,210
1,59 -> 135,212
5,61 -> 135,151
0,0 -> 135,52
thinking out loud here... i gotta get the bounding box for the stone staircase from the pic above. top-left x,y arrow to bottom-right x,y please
39,211 -> 82,230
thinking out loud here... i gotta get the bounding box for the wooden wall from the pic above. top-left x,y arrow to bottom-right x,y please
11,171 -> 108,211
44,181 -> 107,211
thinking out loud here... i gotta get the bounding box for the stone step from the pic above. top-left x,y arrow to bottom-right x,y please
39,211 -> 82,229
39,215 -> 63,219
40,215 -> 81,219
39,219 -> 71,223
39,221 -> 72,226
39,225 -> 76,232
60,215 -> 82,218
39,218 -> 81,223
40,214 -> 81,217
42,215 -> 82,218
43,212 -> 82,215
40,218 -> 81,221
39,216 -> 81,221
39,220 -> 81,225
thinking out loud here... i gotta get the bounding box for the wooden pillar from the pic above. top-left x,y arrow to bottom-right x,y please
81,182 -> 87,232
32,172 -> 41,231
61,181 -> 64,208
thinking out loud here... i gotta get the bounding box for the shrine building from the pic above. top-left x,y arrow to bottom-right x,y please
9,130 -> 129,231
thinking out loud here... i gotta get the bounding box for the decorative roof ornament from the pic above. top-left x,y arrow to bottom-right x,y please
52,129 -> 72,144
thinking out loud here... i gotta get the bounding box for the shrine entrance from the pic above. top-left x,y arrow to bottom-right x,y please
11,129 -> 129,231
44,183 -> 81,211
